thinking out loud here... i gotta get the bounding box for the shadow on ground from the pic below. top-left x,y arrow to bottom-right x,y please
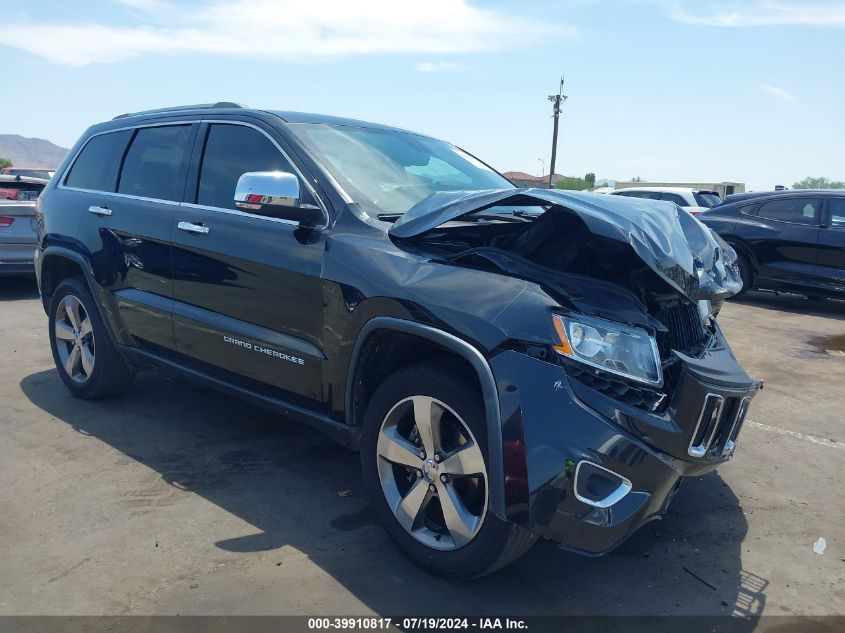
730,290 -> 845,320
20,366 -> 766,621
0,276 -> 39,301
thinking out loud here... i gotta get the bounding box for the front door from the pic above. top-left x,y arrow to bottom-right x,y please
747,196 -> 821,291
815,197 -> 845,294
170,121 -> 328,408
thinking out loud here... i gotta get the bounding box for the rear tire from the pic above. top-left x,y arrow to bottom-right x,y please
360,359 -> 537,578
48,277 -> 136,399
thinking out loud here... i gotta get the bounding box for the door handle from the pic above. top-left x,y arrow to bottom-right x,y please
177,221 -> 210,235
88,205 -> 112,217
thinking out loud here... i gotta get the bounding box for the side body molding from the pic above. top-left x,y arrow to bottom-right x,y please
346,317 -> 505,519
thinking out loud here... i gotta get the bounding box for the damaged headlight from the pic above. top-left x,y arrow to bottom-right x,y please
552,314 -> 662,386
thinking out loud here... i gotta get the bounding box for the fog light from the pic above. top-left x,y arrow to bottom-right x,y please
573,461 -> 632,509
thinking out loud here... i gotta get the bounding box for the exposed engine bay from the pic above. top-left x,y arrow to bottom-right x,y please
386,190 -> 744,395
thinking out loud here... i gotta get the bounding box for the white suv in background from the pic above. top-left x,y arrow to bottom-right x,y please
609,187 -> 722,215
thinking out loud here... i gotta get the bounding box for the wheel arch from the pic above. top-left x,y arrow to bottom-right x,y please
38,246 -> 123,348
724,237 -> 758,272
39,247 -> 95,313
346,317 -> 506,519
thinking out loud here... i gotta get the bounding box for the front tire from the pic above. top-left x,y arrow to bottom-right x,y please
48,277 -> 136,399
360,360 -> 536,578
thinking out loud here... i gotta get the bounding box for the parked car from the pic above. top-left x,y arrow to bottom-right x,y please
0,176 -> 48,275
610,187 -> 722,215
699,190 -> 845,299
35,103 -> 760,578
0,167 -> 55,180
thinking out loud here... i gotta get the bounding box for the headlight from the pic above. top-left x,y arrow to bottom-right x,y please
552,314 -> 663,386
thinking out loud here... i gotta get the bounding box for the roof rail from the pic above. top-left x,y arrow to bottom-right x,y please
113,102 -> 247,120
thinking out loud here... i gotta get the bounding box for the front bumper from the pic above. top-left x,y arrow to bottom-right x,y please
490,329 -> 760,556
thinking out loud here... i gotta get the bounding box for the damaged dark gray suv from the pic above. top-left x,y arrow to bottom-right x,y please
35,103 -> 761,578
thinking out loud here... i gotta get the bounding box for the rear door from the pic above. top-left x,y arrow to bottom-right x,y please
70,122 -> 198,351
170,119 -> 328,408
743,196 -> 822,290
815,197 -> 845,294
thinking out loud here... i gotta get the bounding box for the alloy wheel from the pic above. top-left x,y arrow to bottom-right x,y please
376,395 -> 488,550
54,294 -> 96,383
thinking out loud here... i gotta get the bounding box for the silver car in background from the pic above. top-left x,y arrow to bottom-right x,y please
0,175 -> 48,276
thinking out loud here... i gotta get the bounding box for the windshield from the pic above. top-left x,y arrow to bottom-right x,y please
290,123 -> 513,217
694,191 -> 722,208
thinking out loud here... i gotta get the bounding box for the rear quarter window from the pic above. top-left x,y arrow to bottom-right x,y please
65,130 -> 132,192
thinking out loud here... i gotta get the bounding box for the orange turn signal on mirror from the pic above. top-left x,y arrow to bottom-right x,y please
552,315 -> 572,356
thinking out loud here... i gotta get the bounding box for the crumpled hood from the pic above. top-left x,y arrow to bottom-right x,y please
389,188 -> 742,302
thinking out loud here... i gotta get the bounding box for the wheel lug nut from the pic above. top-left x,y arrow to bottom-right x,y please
416,469 -> 423,478
418,450 -> 426,460
440,474 -> 449,483
434,453 -> 442,463
429,484 -> 436,493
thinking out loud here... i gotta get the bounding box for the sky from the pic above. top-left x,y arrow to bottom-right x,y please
1,0 -> 843,190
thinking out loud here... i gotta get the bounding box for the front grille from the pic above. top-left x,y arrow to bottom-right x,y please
655,303 -> 708,358
688,394 -> 751,458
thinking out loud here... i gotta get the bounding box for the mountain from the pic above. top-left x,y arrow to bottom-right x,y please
0,134 -> 69,169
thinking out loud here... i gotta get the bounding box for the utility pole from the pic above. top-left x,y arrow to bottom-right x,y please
547,76 -> 568,189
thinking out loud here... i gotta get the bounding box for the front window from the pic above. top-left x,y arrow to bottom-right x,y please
694,191 -> 722,208
289,124 -> 512,217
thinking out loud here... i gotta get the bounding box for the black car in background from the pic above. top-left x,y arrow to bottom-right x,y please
699,190 -> 845,299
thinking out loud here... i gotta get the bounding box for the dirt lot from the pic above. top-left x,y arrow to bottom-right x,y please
0,277 -> 842,618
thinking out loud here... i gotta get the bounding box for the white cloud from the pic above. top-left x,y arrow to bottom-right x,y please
0,0 -> 570,67
117,0 -> 170,10
667,1 -> 845,27
415,61 -> 464,72
762,85 -> 797,101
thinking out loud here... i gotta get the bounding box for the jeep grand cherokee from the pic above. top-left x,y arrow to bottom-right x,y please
35,102 -> 760,578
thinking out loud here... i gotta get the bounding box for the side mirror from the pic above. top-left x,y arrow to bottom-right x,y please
234,171 -> 323,227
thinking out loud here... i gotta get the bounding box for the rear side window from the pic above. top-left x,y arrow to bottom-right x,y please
197,124 -> 299,210
629,191 -> 660,200
757,198 -> 820,225
65,130 -> 132,192
694,191 -> 722,208
660,193 -> 688,206
118,125 -> 193,201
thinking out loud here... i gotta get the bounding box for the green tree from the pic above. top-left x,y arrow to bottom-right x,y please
553,176 -> 591,191
793,176 -> 845,189
584,172 -> 596,187
0,157 -> 12,170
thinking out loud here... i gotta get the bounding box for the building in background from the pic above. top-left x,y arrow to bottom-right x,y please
615,181 -> 745,199
502,171 -> 565,189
